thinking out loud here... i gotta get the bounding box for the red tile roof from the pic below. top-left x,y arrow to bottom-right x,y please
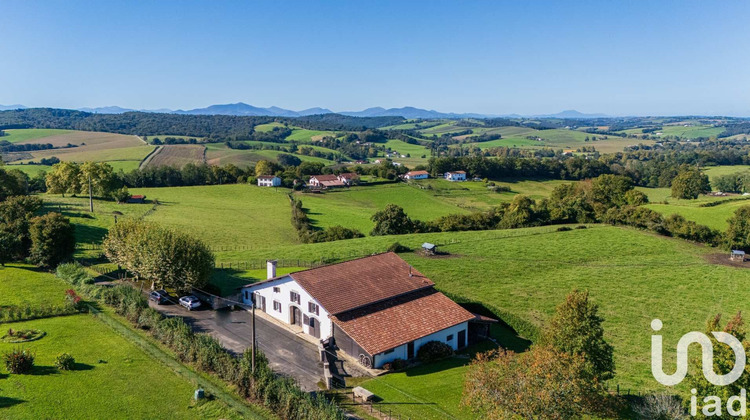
406,170 -> 429,176
310,174 -> 339,182
290,252 -> 434,315
338,172 -> 359,179
130,195 -> 145,199
332,288 -> 475,355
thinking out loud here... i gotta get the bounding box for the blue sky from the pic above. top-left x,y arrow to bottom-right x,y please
1,1 -> 749,116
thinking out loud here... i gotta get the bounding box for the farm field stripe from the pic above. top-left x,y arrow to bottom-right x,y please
139,145 -> 162,169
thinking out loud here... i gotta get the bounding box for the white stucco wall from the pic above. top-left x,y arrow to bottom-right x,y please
372,321 -> 469,368
242,276 -> 332,340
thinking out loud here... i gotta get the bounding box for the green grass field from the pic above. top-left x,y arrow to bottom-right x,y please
3,164 -> 51,177
657,124 -> 724,139
285,127 -> 334,142
703,165 -> 750,183
297,183 -> 470,233
0,264 -> 72,307
253,122 -> 286,132
0,128 -> 75,143
131,184 -> 298,248
645,198 -> 750,230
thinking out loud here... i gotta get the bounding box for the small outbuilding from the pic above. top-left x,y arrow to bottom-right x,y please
127,195 -> 146,204
422,242 -> 437,255
731,250 -> 746,261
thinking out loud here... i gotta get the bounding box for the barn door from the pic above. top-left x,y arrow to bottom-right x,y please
309,317 -> 320,338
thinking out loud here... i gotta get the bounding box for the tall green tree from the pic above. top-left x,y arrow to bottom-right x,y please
370,204 -> 415,236
78,161 -> 117,198
671,169 -> 710,199
725,205 -> 750,251
28,212 -> 76,268
541,289 -> 615,381
0,196 -> 43,264
103,219 -> 214,292
45,161 -> 81,197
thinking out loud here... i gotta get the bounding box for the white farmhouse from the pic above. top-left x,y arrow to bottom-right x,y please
257,175 -> 281,187
444,171 -> 467,181
404,170 -> 429,180
240,253 -> 475,369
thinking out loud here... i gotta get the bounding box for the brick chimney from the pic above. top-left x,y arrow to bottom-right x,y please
267,260 -> 277,279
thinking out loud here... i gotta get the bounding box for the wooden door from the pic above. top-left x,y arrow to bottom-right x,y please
290,306 -> 302,326
458,329 -> 466,349
309,317 -> 320,338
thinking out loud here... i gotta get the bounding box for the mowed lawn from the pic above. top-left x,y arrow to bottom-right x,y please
0,266 -> 246,420
0,264 -> 71,307
297,183 -> 470,234
132,184 -> 298,248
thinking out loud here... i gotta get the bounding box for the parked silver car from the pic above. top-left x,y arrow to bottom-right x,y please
178,295 -> 201,311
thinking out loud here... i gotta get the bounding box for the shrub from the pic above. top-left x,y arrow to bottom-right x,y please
417,341 -> 454,363
56,262 -> 95,285
384,358 -> 408,371
576,225 -> 588,229
137,307 -> 163,330
387,242 -> 411,253
55,353 -> 75,370
556,226 -> 572,232
4,348 -> 35,373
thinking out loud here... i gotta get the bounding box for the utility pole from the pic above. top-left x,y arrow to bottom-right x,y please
251,294 -> 256,374
88,174 -> 94,212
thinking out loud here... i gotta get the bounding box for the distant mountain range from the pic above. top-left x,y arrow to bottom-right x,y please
0,102 -> 608,119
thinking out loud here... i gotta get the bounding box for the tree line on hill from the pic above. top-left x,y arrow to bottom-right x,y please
0,108 -> 403,139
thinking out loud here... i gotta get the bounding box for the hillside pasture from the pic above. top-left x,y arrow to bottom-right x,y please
645,197 -> 750,230
285,127 -> 335,142
0,128 -> 75,143
6,130 -> 153,170
143,145 -> 205,168
297,182 -> 470,234
658,124 -> 724,139
3,164 -> 52,177
131,184 -> 298,248
703,165 -> 750,183
253,122 -> 286,132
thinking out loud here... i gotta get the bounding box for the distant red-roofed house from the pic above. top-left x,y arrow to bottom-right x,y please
337,172 -> 359,185
240,253 -> 474,368
404,170 -> 429,180
127,195 -> 146,204
308,174 -> 346,188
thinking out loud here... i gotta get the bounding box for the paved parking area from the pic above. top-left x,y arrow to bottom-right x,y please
148,300 -> 323,391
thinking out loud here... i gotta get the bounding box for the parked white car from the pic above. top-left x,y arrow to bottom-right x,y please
178,295 -> 201,311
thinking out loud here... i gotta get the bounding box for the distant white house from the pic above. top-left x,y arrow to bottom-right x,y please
240,253 -> 475,369
404,170 -> 429,180
257,175 -> 281,187
445,171 -> 466,182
